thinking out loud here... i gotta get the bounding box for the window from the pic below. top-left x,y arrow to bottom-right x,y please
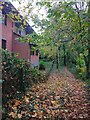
2,39 -> 6,50
16,28 -> 21,35
36,50 -> 38,56
2,14 -> 7,25
30,45 -> 34,55
19,30 -> 21,35
30,50 -> 34,55
21,29 -> 26,37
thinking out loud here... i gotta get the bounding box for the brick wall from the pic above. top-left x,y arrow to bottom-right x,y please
12,33 -> 39,67
12,33 -> 30,61
2,17 -> 13,52
1,16 -> 39,67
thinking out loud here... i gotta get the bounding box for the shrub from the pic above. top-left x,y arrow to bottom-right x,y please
39,63 -> 45,70
0,49 -> 46,103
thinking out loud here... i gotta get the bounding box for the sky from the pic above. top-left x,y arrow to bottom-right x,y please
9,0 -> 88,33
10,0 -> 47,33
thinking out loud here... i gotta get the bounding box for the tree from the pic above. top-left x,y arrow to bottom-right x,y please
1,0 -> 90,78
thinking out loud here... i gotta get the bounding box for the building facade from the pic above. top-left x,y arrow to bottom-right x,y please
0,1 -> 39,67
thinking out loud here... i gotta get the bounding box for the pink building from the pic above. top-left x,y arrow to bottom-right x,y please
0,1 -> 39,67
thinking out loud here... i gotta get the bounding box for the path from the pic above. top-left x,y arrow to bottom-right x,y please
8,68 -> 90,120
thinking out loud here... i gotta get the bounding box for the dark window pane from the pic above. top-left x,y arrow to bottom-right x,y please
2,39 -> 6,50
2,14 -> 7,25
19,30 -> 21,35
36,50 -> 38,56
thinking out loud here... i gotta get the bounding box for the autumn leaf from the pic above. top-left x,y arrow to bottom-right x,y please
14,100 -> 21,107
18,114 -> 22,118
9,112 -> 16,118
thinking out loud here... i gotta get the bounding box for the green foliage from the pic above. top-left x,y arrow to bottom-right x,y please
1,49 -> 46,102
39,63 -> 45,70
27,1 -> 89,79
3,0 -> 89,79
76,55 -> 86,79
39,60 -> 54,71
39,60 -> 46,65
30,68 -> 45,83
67,53 -> 86,80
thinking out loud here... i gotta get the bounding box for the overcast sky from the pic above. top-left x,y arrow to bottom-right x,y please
10,0 -> 48,33
9,0 -> 88,33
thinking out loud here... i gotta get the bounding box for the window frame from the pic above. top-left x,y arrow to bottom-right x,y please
36,50 -> 39,56
2,39 -> 6,50
2,14 -> 7,26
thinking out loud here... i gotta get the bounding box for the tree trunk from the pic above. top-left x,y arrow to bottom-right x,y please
56,48 -> 59,70
63,44 -> 66,66
58,46 -> 61,67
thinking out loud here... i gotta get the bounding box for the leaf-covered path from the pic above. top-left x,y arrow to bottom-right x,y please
8,68 -> 90,120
